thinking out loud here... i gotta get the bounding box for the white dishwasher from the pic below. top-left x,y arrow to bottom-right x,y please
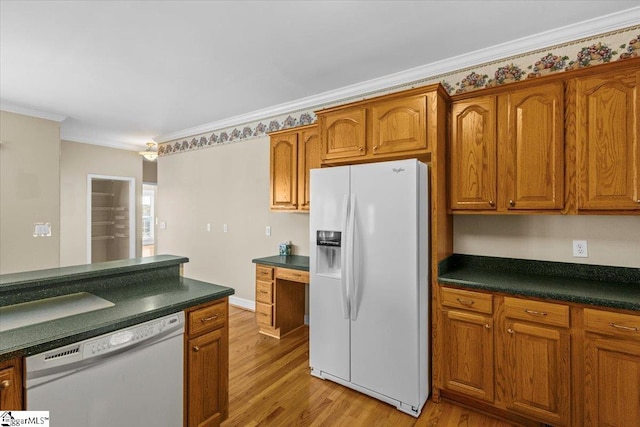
25,312 -> 184,427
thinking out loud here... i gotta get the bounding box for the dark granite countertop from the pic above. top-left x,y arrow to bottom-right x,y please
438,254 -> 640,312
252,255 -> 309,272
0,256 -> 234,361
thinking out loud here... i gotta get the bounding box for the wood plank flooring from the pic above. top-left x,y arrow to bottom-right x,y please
222,306 -> 516,427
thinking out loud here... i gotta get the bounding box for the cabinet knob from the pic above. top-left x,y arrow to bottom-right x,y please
507,328 -> 515,334
488,200 -> 495,207
359,146 -> 364,152
193,346 -> 200,352
0,379 -> 11,389
509,200 -> 515,207
484,324 -> 491,329
373,145 -> 378,152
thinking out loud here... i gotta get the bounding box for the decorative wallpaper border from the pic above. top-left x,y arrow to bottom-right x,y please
159,25 -> 640,157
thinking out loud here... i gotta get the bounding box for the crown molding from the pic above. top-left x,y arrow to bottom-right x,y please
61,135 -> 142,152
0,101 -> 68,123
155,6 -> 640,143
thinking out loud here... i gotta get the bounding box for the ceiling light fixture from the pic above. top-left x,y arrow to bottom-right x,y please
139,142 -> 158,161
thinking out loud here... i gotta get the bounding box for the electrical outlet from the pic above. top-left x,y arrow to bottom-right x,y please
206,223 -> 211,232
223,223 -> 228,233
266,226 -> 271,236
572,240 -> 588,258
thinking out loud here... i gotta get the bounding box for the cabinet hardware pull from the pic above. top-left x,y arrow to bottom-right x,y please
524,309 -> 547,316
609,322 -> 639,332
488,200 -> 495,207
201,315 -> 219,322
456,298 -> 475,306
259,290 -> 269,293
484,324 -> 491,329
373,145 -> 378,152
359,146 -> 364,152
0,379 -> 11,389
507,328 -> 515,334
509,199 -> 515,207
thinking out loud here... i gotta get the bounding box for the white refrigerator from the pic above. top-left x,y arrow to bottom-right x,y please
309,159 -> 429,417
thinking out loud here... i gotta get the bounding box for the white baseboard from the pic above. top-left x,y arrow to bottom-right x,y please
304,314 -> 309,325
229,296 -> 255,311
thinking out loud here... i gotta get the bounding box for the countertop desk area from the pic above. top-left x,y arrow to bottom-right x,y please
252,256 -> 309,338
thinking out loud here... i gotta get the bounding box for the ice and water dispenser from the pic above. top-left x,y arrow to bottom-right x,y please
316,230 -> 342,277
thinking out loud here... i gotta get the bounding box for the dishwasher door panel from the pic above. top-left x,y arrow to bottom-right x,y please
27,330 -> 183,427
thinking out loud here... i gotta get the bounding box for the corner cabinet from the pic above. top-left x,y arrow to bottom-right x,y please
184,298 -> 229,427
0,357 -> 23,410
269,124 -> 321,211
450,82 -> 564,212
573,68 -> 640,211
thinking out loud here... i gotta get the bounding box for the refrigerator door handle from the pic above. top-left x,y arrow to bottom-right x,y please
348,194 -> 358,321
340,194 -> 350,319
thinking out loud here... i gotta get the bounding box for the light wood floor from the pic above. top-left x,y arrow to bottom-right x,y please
222,306 -> 516,427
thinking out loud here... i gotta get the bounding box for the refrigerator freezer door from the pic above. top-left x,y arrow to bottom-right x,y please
349,159 -> 425,407
310,166 -> 351,382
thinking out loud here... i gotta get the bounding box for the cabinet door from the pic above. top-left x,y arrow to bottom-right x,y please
320,107 -> 367,161
575,69 -> 640,210
504,321 -> 571,426
270,132 -> 298,210
442,309 -> 494,402
371,95 -> 427,156
450,97 -> 497,210
188,329 -> 226,427
0,362 -> 22,410
584,335 -> 640,427
499,82 -> 564,210
297,126 -> 321,211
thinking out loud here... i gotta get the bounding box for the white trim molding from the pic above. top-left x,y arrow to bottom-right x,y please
229,296 -> 255,312
1,102 -> 68,123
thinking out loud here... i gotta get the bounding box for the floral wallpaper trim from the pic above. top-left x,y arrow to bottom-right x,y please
159,25 -> 640,158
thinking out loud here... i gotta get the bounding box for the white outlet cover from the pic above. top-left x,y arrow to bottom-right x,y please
572,240 -> 588,257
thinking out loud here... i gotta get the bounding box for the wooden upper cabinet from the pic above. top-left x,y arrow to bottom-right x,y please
269,124 -> 320,212
319,107 -> 367,161
575,69 -> 640,211
499,82 -> 564,210
450,96 -> 497,210
297,126 -> 321,211
370,95 -> 427,156
270,132 -> 298,210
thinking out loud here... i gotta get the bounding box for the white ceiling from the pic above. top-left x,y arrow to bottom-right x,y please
1,1 -> 639,151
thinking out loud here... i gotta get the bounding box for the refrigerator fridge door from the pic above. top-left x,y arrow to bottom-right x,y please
310,166 -> 351,382
349,159 -> 426,407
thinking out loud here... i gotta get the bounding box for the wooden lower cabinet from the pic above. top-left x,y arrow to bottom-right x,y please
185,298 -> 229,427
0,357 -> 23,410
583,308 -> 640,427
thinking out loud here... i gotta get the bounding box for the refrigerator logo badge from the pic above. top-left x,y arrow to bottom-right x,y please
392,168 -> 405,174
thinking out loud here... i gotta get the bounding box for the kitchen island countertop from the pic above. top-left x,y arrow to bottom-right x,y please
0,255 -> 234,361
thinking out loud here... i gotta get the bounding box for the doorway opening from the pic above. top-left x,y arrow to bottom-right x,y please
87,175 -> 135,263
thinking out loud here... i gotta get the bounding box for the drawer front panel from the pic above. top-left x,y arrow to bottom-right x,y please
256,302 -> 273,326
504,297 -> 569,328
188,301 -> 227,336
276,268 -> 309,283
256,265 -> 274,281
441,287 -> 493,314
256,280 -> 273,304
584,308 -> 640,340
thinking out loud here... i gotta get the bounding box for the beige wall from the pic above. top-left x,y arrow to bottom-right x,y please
143,159 -> 157,184
0,111 -> 61,274
157,137 -> 309,303
454,215 -> 640,268
59,140 -> 143,267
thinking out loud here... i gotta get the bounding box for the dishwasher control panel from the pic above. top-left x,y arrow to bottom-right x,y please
84,312 -> 183,357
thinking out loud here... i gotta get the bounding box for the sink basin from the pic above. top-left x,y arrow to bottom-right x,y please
0,292 -> 115,332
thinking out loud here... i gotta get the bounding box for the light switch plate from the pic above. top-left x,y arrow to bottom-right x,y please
33,223 -> 51,237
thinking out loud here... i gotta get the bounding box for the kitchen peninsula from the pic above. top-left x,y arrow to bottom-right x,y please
0,255 -> 233,427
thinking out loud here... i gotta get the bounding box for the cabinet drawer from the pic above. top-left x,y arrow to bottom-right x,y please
188,301 -> 227,336
256,280 -> 273,304
255,302 -> 273,326
504,297 -> 569,328
256,265 -> 274,281
276,268 -> 309,283
441,287 -> 493,314
584,308 -> 640,340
